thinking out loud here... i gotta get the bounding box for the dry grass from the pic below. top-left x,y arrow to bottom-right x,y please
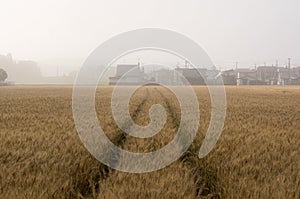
0,86 -> 299,198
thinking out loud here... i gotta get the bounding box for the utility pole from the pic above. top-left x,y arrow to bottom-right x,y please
275,60 -> 280,85
288,58 -> 291,83
185,60 -> 188,68
255,63 -> 258,84
235,62 -> 238,70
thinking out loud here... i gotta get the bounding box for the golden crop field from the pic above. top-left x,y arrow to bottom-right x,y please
0,86 -> 299,198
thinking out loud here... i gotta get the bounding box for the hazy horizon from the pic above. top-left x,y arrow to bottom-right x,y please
1,0 -> 300,76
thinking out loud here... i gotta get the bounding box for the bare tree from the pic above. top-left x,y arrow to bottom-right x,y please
0,68 -> 8,82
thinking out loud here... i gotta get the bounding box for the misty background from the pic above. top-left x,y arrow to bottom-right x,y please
0,0 -> 299,83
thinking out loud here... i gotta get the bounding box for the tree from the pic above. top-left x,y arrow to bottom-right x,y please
0,68 -> 8,82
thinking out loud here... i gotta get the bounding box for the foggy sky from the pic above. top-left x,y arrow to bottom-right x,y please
0,0 -> 299,75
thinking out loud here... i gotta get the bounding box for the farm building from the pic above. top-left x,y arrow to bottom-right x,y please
109,64 -> 147,85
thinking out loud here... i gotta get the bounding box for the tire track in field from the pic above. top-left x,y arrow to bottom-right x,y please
76,87 -> 150,198
155,87 -> 218,198
102,87 -> 149,168
97,87 -> 204,198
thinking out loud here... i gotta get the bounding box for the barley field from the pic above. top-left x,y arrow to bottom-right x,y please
0,86 -> 299,198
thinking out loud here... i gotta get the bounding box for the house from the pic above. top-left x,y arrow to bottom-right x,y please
109,64 -> 147,85
292,67 -> 300,77
257,66 -> 282,85
174,68 -> 207,85
222,69 -> 258,85
257,66 -> 300,85
148,68 -> 174,85
236,69 -> 258,85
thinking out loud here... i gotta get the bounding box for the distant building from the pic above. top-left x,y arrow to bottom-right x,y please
206,69 -> 221,85
15,60 -> 42,83
291,77 -> 300,85
109,64 -> 147,85
174,68 -> 207,85
149,68 -> 174,85
0,54 -> 42,83
222,66 -> 300,85
147,67 -> 220,85
222,69 -> 258,85
257,66 -> 279,85
42,72 -> 76,84
293,67 -> 300,77
222,69 -> 237,85
289,67 -> 300,85
257,66 -> 298,85
236,69 -> 258,85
